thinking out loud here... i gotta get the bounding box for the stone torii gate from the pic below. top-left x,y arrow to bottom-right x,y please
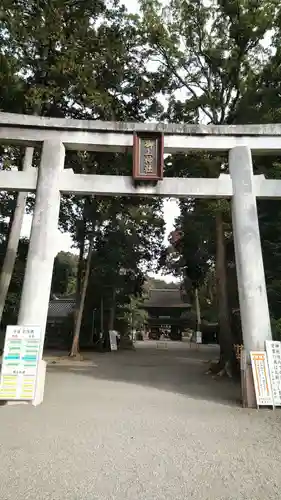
1,112 -> 281,407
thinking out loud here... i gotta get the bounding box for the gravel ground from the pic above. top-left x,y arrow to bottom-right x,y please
0,342 -> 281,500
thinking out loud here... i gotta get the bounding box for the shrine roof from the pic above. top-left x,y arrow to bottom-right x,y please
143,288 -> 191,309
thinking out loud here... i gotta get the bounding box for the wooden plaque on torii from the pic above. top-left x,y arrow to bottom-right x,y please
132,132 -> 164,181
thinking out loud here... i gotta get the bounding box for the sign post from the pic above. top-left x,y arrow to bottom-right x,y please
109,330 -> 118,351
265,340 -> 281,407
0,325 -> 45,404
196,331 -> 202,344
250,351 -> 274,408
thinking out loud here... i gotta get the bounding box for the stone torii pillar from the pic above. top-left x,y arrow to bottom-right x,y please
17,140 -> 65,352
229,146 -> 272,407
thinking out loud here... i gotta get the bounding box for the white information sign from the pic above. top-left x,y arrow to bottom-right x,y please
0,325 -> 42,400
109,330 -> 118,351
196,331 -> 202,344
250,351 -> 273,407
265,340 -> 281,406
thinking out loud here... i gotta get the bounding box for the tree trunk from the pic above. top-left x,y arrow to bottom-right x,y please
0,148 -> 34,324
71,215 -> 86,338
215,211 -> 234,375
108,287 -> 116,331
194,287 -> 201,332
76,232 -> 85,301
100,295 -> 104,335
70,237 -> 94,357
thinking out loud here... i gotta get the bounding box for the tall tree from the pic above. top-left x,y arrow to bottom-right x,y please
51,252 -> 77,297
136,0 -> 279,370
0,0 -> 166,333
160,197 -> 215,335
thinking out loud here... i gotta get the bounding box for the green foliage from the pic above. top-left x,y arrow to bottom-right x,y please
271,317 -> 281,341
51,252 -> 78,297
137,0 -> 278,124
80,194 -> 165,335
118,295 -> 148,333
0,0 -> 166,340
0,237 -> 29,325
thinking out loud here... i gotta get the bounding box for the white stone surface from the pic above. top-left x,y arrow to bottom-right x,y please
0,169 -> 37,191
17,141 -> 65,333
229,146 -> 272,354
32,360 -> 46,406
1,126 -> 281,152
60,173 -> 233,197
256,178 -> 281,198
1,111 -> 281,135
3,169 -> 281,199
1,112 -> 281,152
0,170 -> 233,197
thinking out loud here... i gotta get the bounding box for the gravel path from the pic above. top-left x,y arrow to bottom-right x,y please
0,342 -> 281,500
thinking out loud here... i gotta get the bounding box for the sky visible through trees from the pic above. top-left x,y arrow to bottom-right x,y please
19,200 -> 180,283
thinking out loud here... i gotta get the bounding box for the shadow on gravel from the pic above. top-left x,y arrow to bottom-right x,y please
47,343 -> 241,407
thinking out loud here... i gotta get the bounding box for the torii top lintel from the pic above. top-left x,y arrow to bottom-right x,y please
1,112 -> 281,153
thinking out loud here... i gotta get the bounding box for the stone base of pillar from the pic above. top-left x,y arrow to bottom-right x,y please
32,360 -> 46,406
241,362 -> 257,408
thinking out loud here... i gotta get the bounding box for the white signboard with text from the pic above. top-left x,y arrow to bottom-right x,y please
196,331 -> 202,344
250,351 -> 273,407
109,330 -> 118,351
265,340 -> 281,406
0,325 -> 42,400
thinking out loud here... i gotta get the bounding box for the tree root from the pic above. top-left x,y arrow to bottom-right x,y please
205,359 -> 232,378
68,352 -> 84,360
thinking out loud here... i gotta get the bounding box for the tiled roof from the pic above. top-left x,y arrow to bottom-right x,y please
48,299 -> 75,319
143,288 -> 191,309
47,288 -> 190,321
